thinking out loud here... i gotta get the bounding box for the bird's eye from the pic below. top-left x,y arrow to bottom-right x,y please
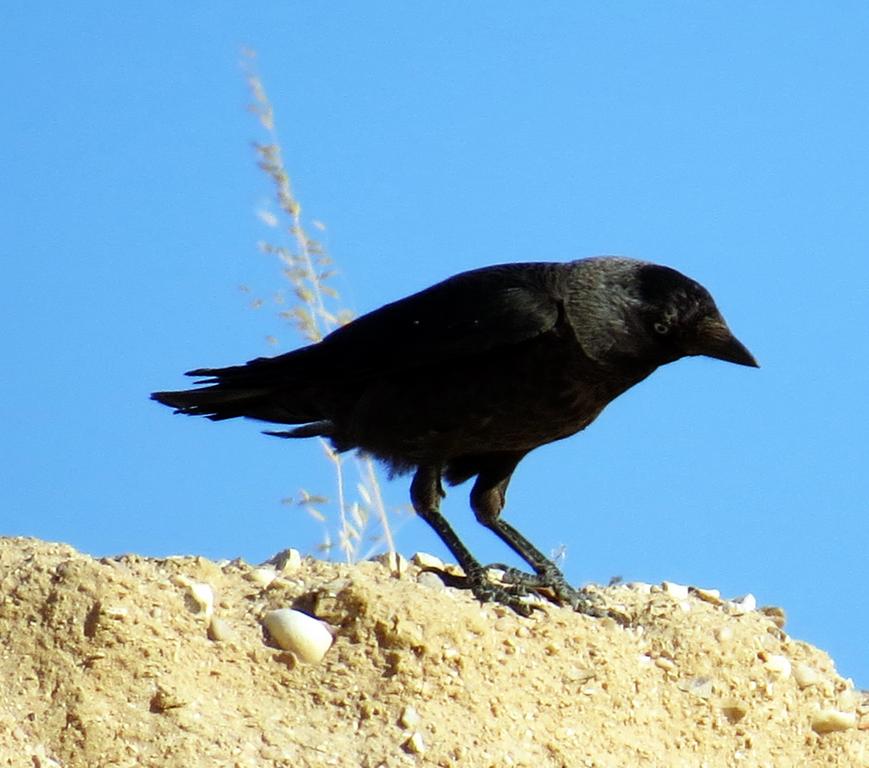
653,322 -> 670,335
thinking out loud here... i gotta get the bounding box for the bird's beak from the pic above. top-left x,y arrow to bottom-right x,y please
694,314 -> 759,368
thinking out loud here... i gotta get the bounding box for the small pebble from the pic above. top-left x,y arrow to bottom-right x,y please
411,552 -> 444,570
150,684 -> 186,713
248,567 -> 278,588
399,705 -> 420,729
720,700 -> 748,724
375,551 -> 408,576
173,575 -> 214,619
837,688 -> 862,710
715,625 -> 734,643
485,567 -> 507,582
655,656 -> 677,672
207,617 -> 234,643
789,669 -> 824,698
416,570 -> 445,591
267,548 -> 302,572
677,676 -> 713,699
563,666 -> 595,684
191,584 -> 214,618
759,605 -> 787,629
103,605 -> 129,619
403,732 -> 426,755
262,609 -> 333,663
761,653 -> 792,679
661,581 -> 689,600
811,709 -> 857,734
691,587 -> 722,605
729,593 -> 756,614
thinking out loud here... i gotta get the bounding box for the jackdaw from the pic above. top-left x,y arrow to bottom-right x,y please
152,257 -> 757,615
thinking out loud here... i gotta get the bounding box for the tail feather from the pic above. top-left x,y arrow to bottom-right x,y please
263,420 -> 335,439
151,352 -> 329,425
151,386 -> 281,421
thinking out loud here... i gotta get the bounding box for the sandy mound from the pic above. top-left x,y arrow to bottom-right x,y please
1,537 -> 866,767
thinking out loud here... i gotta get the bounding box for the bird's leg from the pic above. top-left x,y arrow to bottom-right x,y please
410,465 -> 535,616
469,457 -> 606,617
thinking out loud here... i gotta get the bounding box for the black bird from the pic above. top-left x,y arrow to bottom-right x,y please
152,257 -> 757,615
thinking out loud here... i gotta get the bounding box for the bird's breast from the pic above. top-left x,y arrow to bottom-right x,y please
348,336 -> 648,461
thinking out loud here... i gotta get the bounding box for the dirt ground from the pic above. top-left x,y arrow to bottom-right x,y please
0,537 -> 866,767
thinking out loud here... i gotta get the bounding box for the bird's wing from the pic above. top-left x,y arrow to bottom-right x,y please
314,262 -> 562,375
168,264 -> 563,424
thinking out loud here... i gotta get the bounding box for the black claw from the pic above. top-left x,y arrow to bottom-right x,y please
470,577 -> 536,617
421,562 -> 622,622
421,566 -> 538,616
483,564 -> 539,591
484,562 -> 615,619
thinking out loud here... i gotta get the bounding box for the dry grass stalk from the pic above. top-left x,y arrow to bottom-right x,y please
242,50 -> 397,561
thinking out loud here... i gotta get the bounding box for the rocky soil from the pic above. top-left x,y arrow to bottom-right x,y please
1,537 -> 866,767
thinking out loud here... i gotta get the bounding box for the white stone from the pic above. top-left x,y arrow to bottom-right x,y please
661,581 -> 689,600
103,604 -> 129,619
262,609 -> 333,663
792,662 -> 820,689
729,593 -> 756,614
248,567 -> 278,588
173,575 -> 214,619
811,709 -> 857,734
763,654 -> 792,679
411,551 -> 445,570
399,705 -> 420,729
403,732 -> 426,755
207,617 -> 234,643
266,548 -> 302,572
375,551 -> 408,576
692,587 -> 722,605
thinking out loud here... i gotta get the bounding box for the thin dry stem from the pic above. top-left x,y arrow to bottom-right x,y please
242,50 -> 398,562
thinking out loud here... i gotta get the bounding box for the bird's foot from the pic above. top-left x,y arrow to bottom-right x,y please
485,562 -> 612,619
425,565 -> 538,616
422,563 -> 623,621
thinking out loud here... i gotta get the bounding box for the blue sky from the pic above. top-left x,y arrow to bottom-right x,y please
3,4 -> 867,684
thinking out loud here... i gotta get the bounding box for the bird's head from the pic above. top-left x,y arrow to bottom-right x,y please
569,258 -> 758,370
630,262 -> 758,368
